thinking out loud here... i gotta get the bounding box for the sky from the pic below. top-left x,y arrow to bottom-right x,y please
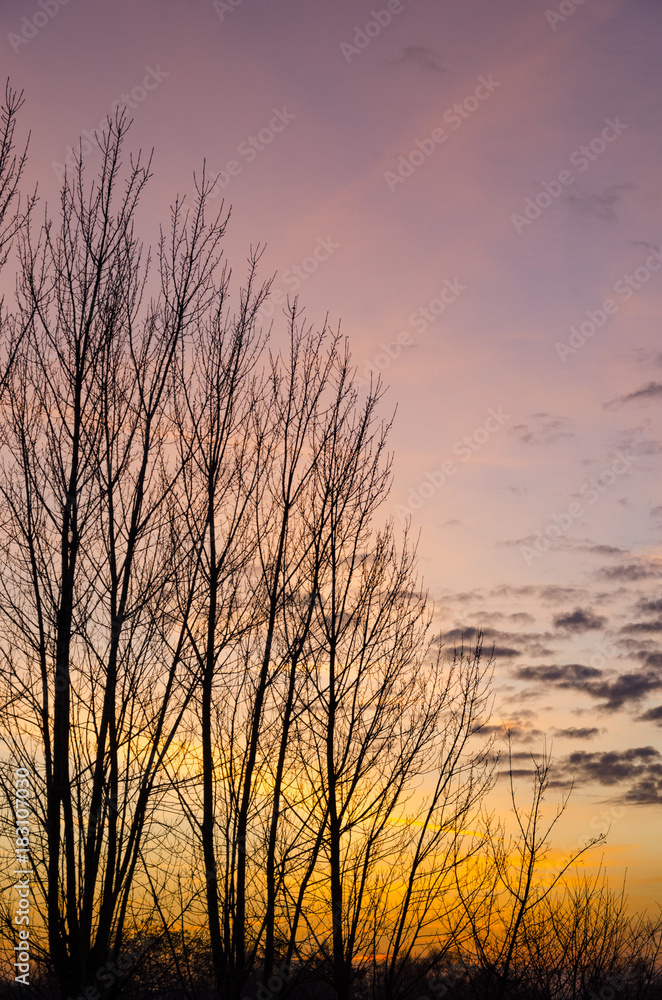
1,0 -> 661,908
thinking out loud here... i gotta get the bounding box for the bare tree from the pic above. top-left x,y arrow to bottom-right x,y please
0,79 -> 33,398
165,240 -> 270,996
452,739 -> 608,999
0,116 -> 234,998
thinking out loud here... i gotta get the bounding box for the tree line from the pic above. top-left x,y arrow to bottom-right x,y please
0,85 -> 660,1000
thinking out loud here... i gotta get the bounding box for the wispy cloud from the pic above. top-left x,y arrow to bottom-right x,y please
386,44 -> 448,74
553,608 -> 607,632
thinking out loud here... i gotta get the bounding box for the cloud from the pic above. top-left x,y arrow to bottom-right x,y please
555,746 -> 662,804
631,439 -> 662,456
553,727 -> 601,739
475,721 -> 544,743
638,705 -> 662,725
621,621 -> 662,634
642,652 -> 662,667
562,184 -> 630,221
498,537 -> 626,559
516,663 -> 602,685
442,627 -> 522,658
598,561 -> 660,582
553,608 -> 607,632
508,413 -> 573,446
578,671 -> 662,711
605,381 -> 662,409
623,779 -> 662,804
441,623 -> 557,659
386,45 -> 448,73
515,662 -> 662,711
636,597 -> 662,614
492,584 -> 591,605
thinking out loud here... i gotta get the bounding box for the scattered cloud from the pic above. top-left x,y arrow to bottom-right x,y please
605,381 -> 662,410
386,45 -> 448,73
636,597 -> 662,615
553,608 -> 607,632
441,627 -> 522,658
598,559 -> 660,582
554,747 -> 662,804
515,661 -> 662,711
621,621 -> 662,634
516,663 -> 602,685
508,413 -> 573,446
638,705 -> 662,725
562,184 -> 631,221
492,585 -> 592,605
553,726 -> 601,739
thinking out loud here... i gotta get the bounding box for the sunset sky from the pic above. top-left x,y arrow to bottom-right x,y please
2,0 -> 661,907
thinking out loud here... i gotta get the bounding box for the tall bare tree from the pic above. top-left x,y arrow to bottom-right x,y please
0,80 -> 33,398
0,115 -> 235,998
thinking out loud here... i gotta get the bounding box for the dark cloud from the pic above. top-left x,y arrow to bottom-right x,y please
636,597 -> 662,614
492,584 -> 591,605
605,381 -> 662,409
516,663 -> 602,685
562,184 -> 630,221
585,543 -> 627,557
500,537 -> 627,558
599,562 -> 660,581
474,721 -> 544,743
624,779 -> 662,804
578,670 -> 662,711
638,705 -> 662,725
441,623 -> 557,659
442,627 -> 522,658
555,747 -> 662,804
640,652 -> 662,669
553,608 -> 606,632
387,45 -> 448,73
515,662 -> 662,711
553,727 -> 601,739
508,413 -> 573,446
621,621 -> 662,634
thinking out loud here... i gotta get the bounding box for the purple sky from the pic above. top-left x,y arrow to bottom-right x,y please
2,0 -> 661,905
